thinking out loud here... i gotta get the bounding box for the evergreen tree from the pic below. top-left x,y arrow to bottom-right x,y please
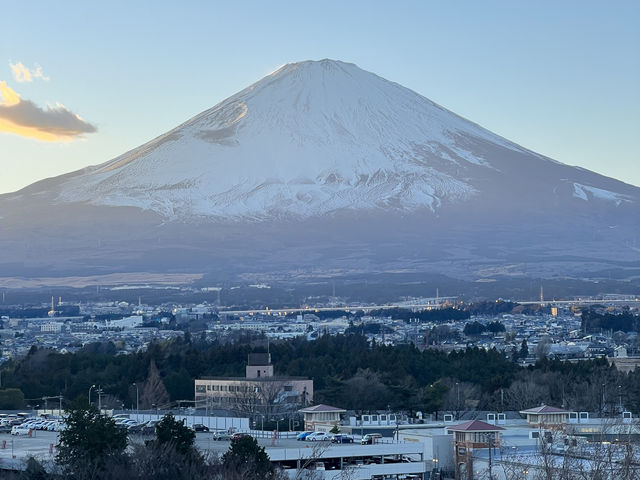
222,435 -> 274,480
56,406 -> 127,479
152,413 -> 196,455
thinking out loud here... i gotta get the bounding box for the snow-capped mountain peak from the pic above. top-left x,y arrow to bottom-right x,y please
56,59 -> 549,221
1,59 -> 638,282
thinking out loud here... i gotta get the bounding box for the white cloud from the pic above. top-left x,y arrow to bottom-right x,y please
10,62 -> 50,83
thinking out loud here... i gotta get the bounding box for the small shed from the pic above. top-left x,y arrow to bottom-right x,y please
519,405 -> 570,428
298,404 -> 346,431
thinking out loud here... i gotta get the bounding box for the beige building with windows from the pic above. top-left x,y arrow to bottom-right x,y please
195,353 -> 313,415
299,404 -> 346,431
519,404 -> 570,429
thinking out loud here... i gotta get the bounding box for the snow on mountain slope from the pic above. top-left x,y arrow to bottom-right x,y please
56,60 -> 554,220
572,182 -> 632,205
1,60 -> 639,282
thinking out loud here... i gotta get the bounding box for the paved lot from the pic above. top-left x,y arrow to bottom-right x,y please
0,430 -> 381,469
0,431 -> 59,468
0,431 -> 336,462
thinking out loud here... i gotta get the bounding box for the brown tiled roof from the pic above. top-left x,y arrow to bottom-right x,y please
448,420 -> 505,432
298,404 -> 346,413
520,405 -> 570,414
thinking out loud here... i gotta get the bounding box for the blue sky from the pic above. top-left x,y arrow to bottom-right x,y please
1,0 -> 638,193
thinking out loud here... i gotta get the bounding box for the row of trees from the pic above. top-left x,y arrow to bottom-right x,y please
581,308 -> 639,333
462,320 -> 505,336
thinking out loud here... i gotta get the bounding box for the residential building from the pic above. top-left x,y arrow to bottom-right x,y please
299,404 -> 346,431
194,353 -> 313,415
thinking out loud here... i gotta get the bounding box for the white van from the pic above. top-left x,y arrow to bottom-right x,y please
11,425 -> 31,436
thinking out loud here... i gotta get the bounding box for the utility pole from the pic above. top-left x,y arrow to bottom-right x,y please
133,383 -> 139,413
487,432 -> 493,480
97,385 -> 103,412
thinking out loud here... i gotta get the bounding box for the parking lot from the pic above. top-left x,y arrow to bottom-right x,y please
0,430 -> 363,464
0,430 -> 60,467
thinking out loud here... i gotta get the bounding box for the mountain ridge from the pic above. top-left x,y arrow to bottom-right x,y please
0,59 -> 638,282
16,59 -> 635,221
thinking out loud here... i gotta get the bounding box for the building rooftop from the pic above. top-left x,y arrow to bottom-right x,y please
197,376 -> 309,382
520,405 -> 570,414
299,404 -> 346,413
447,420 -> 505,432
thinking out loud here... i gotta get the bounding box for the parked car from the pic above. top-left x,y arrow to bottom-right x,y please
212,430 -> 232,441
296,431 -> 314,441
138,420 -> 160,436
116,419 -> 138,429
331,434 -> 354,443
306,432 -> 332,442
140,425 -> 156,436
230,432 -> 249,440
127,423 -> 145,434
0,425 -> 12,433
11,425 -> 32,436
191,424 -> 210,432
43,421 -> 56,431
361,433 -> 383,445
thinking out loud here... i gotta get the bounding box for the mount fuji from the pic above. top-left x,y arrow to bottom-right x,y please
1,60 -> 638,284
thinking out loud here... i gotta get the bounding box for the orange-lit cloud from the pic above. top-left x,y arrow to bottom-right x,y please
0,81 -> 96,142
10,62 -> 49,83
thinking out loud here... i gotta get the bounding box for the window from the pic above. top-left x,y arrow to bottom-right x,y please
195,385 -> 206,393
284,385 -> 293,392
207,385 -> 211,391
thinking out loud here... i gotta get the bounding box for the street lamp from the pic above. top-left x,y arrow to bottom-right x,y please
618,385 -> 623,412
132,383 -> 139,414
97,385 -> 103,412
89,385 -> 96,406
484,432 -> 495,480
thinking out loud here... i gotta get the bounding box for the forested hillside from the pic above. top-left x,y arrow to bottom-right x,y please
0,333 -> 637,415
